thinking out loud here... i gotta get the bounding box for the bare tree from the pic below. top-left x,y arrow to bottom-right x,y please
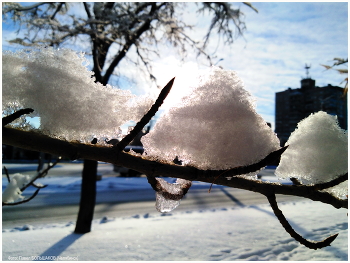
2,2 -> 255,85
2,2 -> 256,233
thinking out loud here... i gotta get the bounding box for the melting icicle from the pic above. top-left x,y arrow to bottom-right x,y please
148,177 -> 192,213
156,192 -> 181,213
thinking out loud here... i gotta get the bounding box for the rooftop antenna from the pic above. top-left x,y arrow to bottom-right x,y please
305,63 -> 311,79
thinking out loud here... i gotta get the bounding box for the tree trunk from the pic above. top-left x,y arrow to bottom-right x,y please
74,159 -> 97,234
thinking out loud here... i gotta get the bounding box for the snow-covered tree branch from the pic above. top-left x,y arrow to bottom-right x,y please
2,154 -> 60,206
2,48 -> 347,250
2,1 -> 258,234
2,124 -> 347,210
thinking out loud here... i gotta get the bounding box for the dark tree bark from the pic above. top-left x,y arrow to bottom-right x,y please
74,159 -> 97,234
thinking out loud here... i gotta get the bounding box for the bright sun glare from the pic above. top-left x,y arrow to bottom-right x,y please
156,61 -> 203,111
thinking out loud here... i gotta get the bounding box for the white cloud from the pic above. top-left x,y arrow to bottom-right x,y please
116,2 -> 347,129
184,2 -> 348,129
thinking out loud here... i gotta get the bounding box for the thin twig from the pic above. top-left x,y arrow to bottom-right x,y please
290,178 -> 302,185
3,166 -> 10,183
31,182 -> 48,189
2,157 -> 59,206
213,146 -> 288,177
50,2 -> 64,20
2,188 -> 40,206
208,146 -> 288,192
2,108 -> 34,126
21,157 -> 61,192
116,77 -> 175,151
312,173 -> 348,191
291,173 -> 348,190
265,193 -> 339,250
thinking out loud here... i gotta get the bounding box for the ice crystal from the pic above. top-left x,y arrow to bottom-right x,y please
155,178 -> 191,213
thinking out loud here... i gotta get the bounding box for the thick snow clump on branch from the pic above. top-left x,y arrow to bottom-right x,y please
142,67 -> 280,170
276,111 -> 348,198
2,48 -> 153,141
2,173 -> 34,203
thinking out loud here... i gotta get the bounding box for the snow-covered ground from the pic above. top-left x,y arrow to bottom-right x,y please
2,165 -> 348,261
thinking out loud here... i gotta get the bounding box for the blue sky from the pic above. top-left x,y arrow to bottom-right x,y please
2,2 -> 348,130
150,2 -> 348,129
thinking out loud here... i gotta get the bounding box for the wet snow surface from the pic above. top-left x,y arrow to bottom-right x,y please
2,167 -> 348,261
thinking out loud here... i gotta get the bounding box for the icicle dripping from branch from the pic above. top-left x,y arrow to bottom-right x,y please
147,176 -> 192,213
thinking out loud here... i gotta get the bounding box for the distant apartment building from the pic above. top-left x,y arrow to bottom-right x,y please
275,69 -> 347,146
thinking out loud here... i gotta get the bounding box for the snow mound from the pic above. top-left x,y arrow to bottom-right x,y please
2,47 -> 153,142
276,111 -> 348,197
2,201 -> 348,261
142,67 -> 280,170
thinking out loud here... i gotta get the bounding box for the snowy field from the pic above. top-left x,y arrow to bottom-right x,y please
2,166 -> 348,261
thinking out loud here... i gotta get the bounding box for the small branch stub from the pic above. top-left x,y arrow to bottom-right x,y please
2,108 -> 34,127
116,77 -> 175,151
